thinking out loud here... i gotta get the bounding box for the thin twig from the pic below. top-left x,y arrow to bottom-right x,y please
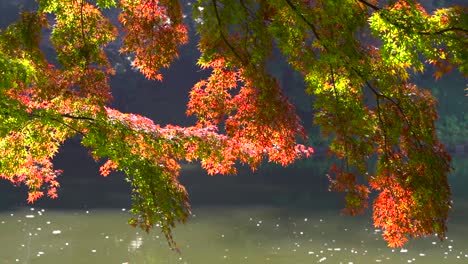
375,94 -> 389,159
421,27 -> 468,35
362,79 -> 423,149
330,66 -> 349,172
239,0 -> 255,18
61,113 -> 95,121
211,0 -> 246,65
50,117 -> 87,137
28,112 -> 89,137
283,0 -> 321,41
79,0 -> 89,66
356,0 -> 380,11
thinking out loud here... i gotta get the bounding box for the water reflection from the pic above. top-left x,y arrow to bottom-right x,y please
1,205 -> 468,264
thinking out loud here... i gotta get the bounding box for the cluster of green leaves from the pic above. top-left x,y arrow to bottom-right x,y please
369,2 -> 467,77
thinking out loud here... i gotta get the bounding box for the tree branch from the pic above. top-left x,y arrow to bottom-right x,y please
283,0 -> 321,41
355,0 -> 380,11
330,65 -> 349,171
79,0 -> 90,66
211,0 -> 246,65
28,112 -> 90,137
421,27 -> 468,36
374,95 -> 389,158
239,0 -> 255,18
362,79 -> 423,149
49,117 -> 88,137
61,113 -> 95,121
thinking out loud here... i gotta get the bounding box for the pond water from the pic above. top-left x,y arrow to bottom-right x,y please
1,206 -> 468,264
0,157 -> 467,264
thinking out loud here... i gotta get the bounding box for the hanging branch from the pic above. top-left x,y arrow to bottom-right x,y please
211,0 -> 246,66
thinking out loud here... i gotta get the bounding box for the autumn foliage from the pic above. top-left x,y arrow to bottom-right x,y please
0,0 -> 466,248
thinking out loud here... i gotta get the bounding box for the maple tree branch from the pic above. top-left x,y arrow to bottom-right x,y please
50,117 -> 87,137
363,80 -> 406,121
211,0 -> 246,65
363,80 -> 424,149
282,0 -> 428,156
421,27 -> 468,35
355,0 -> 380,11
387,16 -> 467,37
80,0 -> 86,42
363,80 -> 398,107
374,93 -> 389,158
61,113 -> 95,121
237,0 -> 254,63
329,66 -> 349,171
283,0 -> 321,41
27,112 -> 89,137
329,66 -> 342,114
46,113 -> 95,137
78,0 -> 91,67
347,65 -> 410,127
355,0 -> 467,36
239,0 -> 255,18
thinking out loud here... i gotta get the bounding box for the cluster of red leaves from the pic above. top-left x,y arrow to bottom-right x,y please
369,148 -> 451,247
119,0 -> 188,80
317,76 -> 451,248
105,84 -> 313,177
99,159 -> 119,177
0,11 -> 90,205
104,107 -> 229,174
390,0 -> 427,14
0,132 -> 61,203
371,174 -> 416,248
368,84 -> 451,247
187,59 -> 314,169
327,164 -> 369,216
370,164 -> 451,248
428,57 -> 454,80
